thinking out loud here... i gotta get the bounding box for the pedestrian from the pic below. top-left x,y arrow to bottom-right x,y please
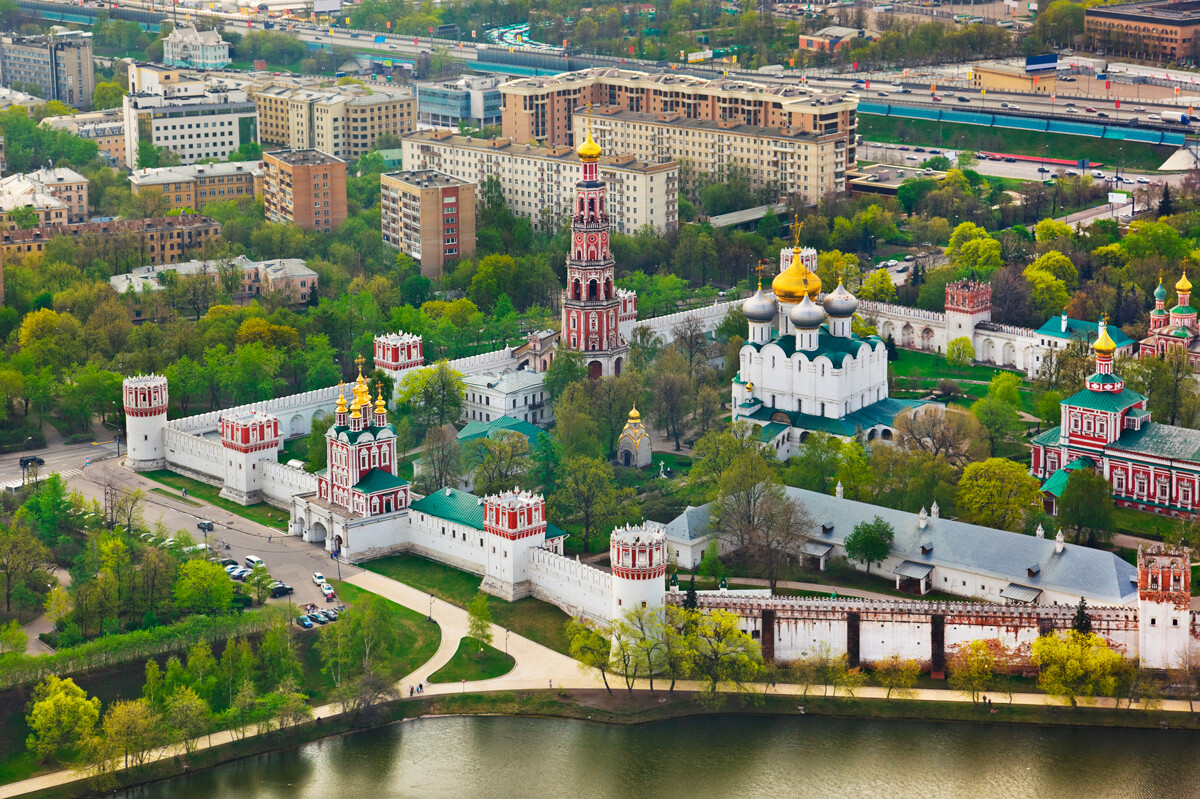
549,679 -> 553,689
409,686 -> 414,697
268,533 -> 272,543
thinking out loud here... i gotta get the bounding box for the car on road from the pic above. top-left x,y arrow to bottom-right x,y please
1091,170 -> 1105,178
270,582 -> 294,598
896,87 -> 911,94
876,91 -> 888,97
1097,112 -> 1109,118
1148,114 -> 1161,121
913,147 -> 925,152
1137,177 -> 1150,184
1038,166 -> 1050,173
931,95 -> 942,102
1003,157 -> 1017,163
898,146 -> 910,151
388,44 -> 397,49
1065,102 -> 1076,107
905,155 -> 919,161
1000,102 -> 1013,108
1065,107 -> 1079,114
312,572 -> 326,585
197,520 -> 214,532
296,615 -> 313,629
1085,107 -> 1097,113
1061,76 -> 1076,82
957,96 -> 970,103
1065,169 -> 1078,176
1121,177 -> 1135,184
320,583 -> 336,598
350,32 -> 359,37
1135,106 -> 1146,112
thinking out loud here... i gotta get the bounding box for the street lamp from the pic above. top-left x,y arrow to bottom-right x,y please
47,584 -> 56,646
428,594 -> 434,622
505,628 -> 509,655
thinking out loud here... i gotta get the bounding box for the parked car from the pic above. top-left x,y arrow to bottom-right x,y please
308,612 -> 328,625
312,572 -> 326,585
197,520 -> 214,532
320,583 -> 336,598
224,564 -> 240,574
317,610 -> 337,623
270,582 -> 294,598
160,538 -> 177,548
903,254 -> 915,262
245,555 -> 264,569
296,615 -> 314,629
231,568 -> 251,581
219,558 -> 238,568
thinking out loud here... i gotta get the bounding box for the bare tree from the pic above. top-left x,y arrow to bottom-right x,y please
416,424 -> 461,493
893,406 -> 988,466
671,316 -> 708,380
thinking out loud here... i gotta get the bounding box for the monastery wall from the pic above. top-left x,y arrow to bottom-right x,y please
261,462 -> 318,510
528,548 -> 613,623
624,299 -> 741,344
162,428 -> 223,486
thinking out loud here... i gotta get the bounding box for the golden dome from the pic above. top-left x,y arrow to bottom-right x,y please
577,126 -> 601,163
335,383 -> 347,414
627,405 -> 641,423
374,388 -> 387,416
1178,270 -> 1193,293
1094,317 -> 1116,356
771,249 -> 821,303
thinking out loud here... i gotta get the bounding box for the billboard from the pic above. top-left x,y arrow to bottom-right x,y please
375,35 -> 385,43
1108,192 -> 1130,204
313,0 -> 340,13
1026,53 -> 1057,72
687,49 -> 713,62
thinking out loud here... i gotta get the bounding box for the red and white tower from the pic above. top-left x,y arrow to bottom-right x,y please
481,489 -> 549,600
123,375 -> 168,471
219,411 -> 281,504
561,111 -> 630,379
944,279 -> 992,340
610,522 -> 667,620
373,331 -> 424,387
1137,544 -> 1191,670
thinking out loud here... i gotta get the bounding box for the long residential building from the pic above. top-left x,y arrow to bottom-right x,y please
252,84 -> 416,161
400,130 -> 679,234
0,215 -> 221,262
129,161 -> 260,213
123,82 -> 258,166
499,68 -> 857,157
1084,0 -> 1200,61
0,32 -> 94,107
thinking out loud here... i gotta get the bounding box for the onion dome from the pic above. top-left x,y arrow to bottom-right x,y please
789,293 -> 826,329
742,286 -> 778,323
335,383 -> 347,414
822,278 -> 859,318
628,405 -> 641,423
1155,274 -> 1168,302
772,249 -> 821,303
374,388 -> 387,416
577,125 -> 602,163
1178,270 -> 1192,294
1094,317 -> 1117,356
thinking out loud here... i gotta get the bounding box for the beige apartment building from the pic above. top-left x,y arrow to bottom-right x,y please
380,170 -> 476,278
130,161 -> 260,213
0,166 -> 89,226
262,149 -> 347,233
401,130 -> 679,234
500,68 -> 856,154
579,103 -> 852,203
254,84 -> 416,161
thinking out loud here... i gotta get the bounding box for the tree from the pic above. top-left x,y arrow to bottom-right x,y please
1032,630 -> 1125,706
164,686 -> 210,755
247,563 -> 274,605
652,361 -> 691,451
397,361 -> 465,430
873,655 -> 921,699
25,676 -> 100,761
783,432 -> 843,493
544,346 -> 587,401
552,456 -> 630,553
0,618 -> 27,654
689,608 -> 763,706
690,422 -> 764,495
946,639 -> 998,703
957,459 -> 1042,532
970,395 -> 1020,456
0,521 -> 49,613
843,515 -> 894,575
416,424 -> 461,494
93,81 -> 125,110
1072,596 -> 1093,635
893,407 -> 986,466
463,430 -> 530,496
945,337 -> 975,371
711,451 -> 813,591
466,592 -> 494,656
173,559 -> 234,616
1159,182 -> 1174,217
859,268 -> 897,302
99,699 -> 159,770
1058,468 -> 1115,547
565,618 -> 613,694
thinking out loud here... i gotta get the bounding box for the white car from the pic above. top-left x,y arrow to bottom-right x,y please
312,572 -> 326,585
321,582 -> 335,598
885,259 -> 899,267
1136,177 -> 1150,184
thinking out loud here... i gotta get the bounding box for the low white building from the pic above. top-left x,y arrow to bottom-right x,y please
162,26 -> 231,70
462,370 -> 551,426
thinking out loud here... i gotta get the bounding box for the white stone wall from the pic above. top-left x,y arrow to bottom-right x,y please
625,299 -> 740,344
261,462 -> 318,509
163,428 -> 223,485
404,509 -> 489,575
528,548 -> 613,623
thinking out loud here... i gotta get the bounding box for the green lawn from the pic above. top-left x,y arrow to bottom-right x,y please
362,555 -> 573,655
140,471 -> 289,531
428,637 -> 515,684
1111,506 -> 1172,542
890,348 -> 1022,383
858,114 -> 1173,171
150,487 -> 202,507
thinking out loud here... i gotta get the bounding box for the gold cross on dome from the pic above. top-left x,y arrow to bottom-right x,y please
790,219 -> 802,247
354,353 -> 366,375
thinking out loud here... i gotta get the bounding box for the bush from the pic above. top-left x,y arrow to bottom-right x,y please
825,555 -> 858,581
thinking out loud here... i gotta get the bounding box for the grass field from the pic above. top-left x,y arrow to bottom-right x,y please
428,637 -> 515,684
362,555 -> 573,655
890,348 -> 1021,382
149,487 -> 202,507
141,471 -> 289,530
859,115 -> 1174,171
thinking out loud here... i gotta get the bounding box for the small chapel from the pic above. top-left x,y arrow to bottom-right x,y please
1139,271 -> 1200,368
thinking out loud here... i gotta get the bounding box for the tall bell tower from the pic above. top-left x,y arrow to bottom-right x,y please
561,106 -> 629,379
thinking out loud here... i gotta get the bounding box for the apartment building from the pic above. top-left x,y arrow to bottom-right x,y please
162,26 -> 231,69
109,254 -> 318,320
0,167 -> 88,225
261,149 -> 347,232
253,84 -> 416,161
40,108 -> 127,167
380,170 -> 475,278
0,32 -> 94,108
0,215 -> 221,261
580,103 -> 852,203
416,75 -> 502,128
123,82 -> 258,166
400,130 -> 678,234
1085,0 -> 1200,60
500,68 -> 856,155
129,161 -> 260,213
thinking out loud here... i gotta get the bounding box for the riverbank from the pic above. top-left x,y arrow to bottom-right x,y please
10,687 -> 1200,799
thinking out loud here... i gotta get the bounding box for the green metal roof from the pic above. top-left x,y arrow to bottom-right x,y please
756,422 -> 788,442
333,422 -> 395,445
1035,317 -> 1134,348
1111,422 -> 1200,461
746,397 -> 929,437
354,469 -> 409,494
458,415 -> 543,450
1040,457 -> 1096,498
1031,426 -> 1061,446
1061,386 -> 1145,413
752,325 -> 882,367
1170,304 -> 1197,316
410,486 -> 485,530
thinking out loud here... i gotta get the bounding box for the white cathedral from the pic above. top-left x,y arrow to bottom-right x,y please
732,248 -> 929,457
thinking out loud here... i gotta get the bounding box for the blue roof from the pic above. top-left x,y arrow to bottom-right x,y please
665,486 -> 1137,605
1035,317 -> 1134,348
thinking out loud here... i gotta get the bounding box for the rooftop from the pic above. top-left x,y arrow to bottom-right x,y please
848,163 -> 948,189
403,130 -> 674,173
1086,0 -> 1200,21
1035,316 -> 1136,347
462,370 -> 545,394
129,161 -> 260,187
383,169 -> 473,189
1,214 -> 219,245
410,486 -> 564,538
1112,421 -> 1200,461
585,105 -> 833,141
265,148 -> 345,167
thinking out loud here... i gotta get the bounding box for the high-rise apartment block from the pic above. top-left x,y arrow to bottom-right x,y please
500,68 -> 856,200
0,32 -> 94,108
380,170 -> 475,278
262,149 -> 347,233
400,130 -> 678,234
253,84 -> 416,161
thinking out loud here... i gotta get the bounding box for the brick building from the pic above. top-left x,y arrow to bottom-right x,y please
262,149 -> 347,233
1085,0 -> 1200,61
380,169 -> 475,278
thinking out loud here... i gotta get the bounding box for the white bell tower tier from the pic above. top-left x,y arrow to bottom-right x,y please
123,375 -> 168,471
610,522 -> 667,620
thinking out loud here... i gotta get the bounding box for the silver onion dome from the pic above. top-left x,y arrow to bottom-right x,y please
789,293 -> 826,329
742,287 -> 778,323
823,280 -> 859,318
